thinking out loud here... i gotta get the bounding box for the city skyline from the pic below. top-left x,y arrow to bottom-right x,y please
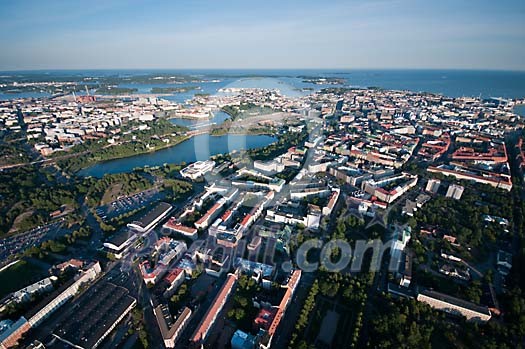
0,0 -> 524,71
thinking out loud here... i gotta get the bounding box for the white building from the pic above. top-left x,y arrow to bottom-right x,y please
254,159 -> 285,173
425,178 -> 441,194
103,231 -> 138,259
28,262 -> 101,327
12,276 -> 57,303
446,184 -> 464,200
127,202 -> 172,233
180,160 -> 216,180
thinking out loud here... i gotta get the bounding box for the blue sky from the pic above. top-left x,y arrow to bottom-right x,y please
0,0 -> 524,70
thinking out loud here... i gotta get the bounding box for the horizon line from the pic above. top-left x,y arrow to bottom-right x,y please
1,67 -> 525,73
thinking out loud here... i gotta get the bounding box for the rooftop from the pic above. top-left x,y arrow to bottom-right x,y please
419,289 -> 491,316
53,281 -> 136,349
129,202 -> 172,230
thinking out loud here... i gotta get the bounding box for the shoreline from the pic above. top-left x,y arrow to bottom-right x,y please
0,128 -> 273,172
75,130 -> 276,176
513,103 -> 525,117
166,114 -> 214,121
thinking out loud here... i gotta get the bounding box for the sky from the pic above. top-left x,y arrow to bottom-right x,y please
0,0 -> 524,71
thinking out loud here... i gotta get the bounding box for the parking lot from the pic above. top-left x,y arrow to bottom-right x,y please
96,188 -> 162,223
0,221 -> 67,266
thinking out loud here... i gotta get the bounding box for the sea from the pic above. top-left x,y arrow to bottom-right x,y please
1,69 -> 525,100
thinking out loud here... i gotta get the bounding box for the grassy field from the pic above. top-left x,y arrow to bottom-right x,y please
0,260 -> 47,299
101,182 -> 124,204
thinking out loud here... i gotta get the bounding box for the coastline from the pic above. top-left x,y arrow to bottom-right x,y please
513,103 -> 525,117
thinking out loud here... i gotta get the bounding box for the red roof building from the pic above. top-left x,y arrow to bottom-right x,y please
191,273 -> 238,344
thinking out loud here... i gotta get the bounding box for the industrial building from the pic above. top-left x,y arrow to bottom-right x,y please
28,261 -> 102,328
127,202 -> 172,233
53,281 -> 136,349
103,229 -> 138,259
0,262 -> 101,348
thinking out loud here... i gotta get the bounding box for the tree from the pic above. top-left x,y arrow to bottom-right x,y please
235,308 -> 245,320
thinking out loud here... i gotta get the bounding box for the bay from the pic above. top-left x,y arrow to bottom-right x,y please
77,133 -> 277,178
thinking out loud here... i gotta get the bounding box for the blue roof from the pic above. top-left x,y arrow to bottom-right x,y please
231,329 -> 255,349
235,258 -> 274,278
